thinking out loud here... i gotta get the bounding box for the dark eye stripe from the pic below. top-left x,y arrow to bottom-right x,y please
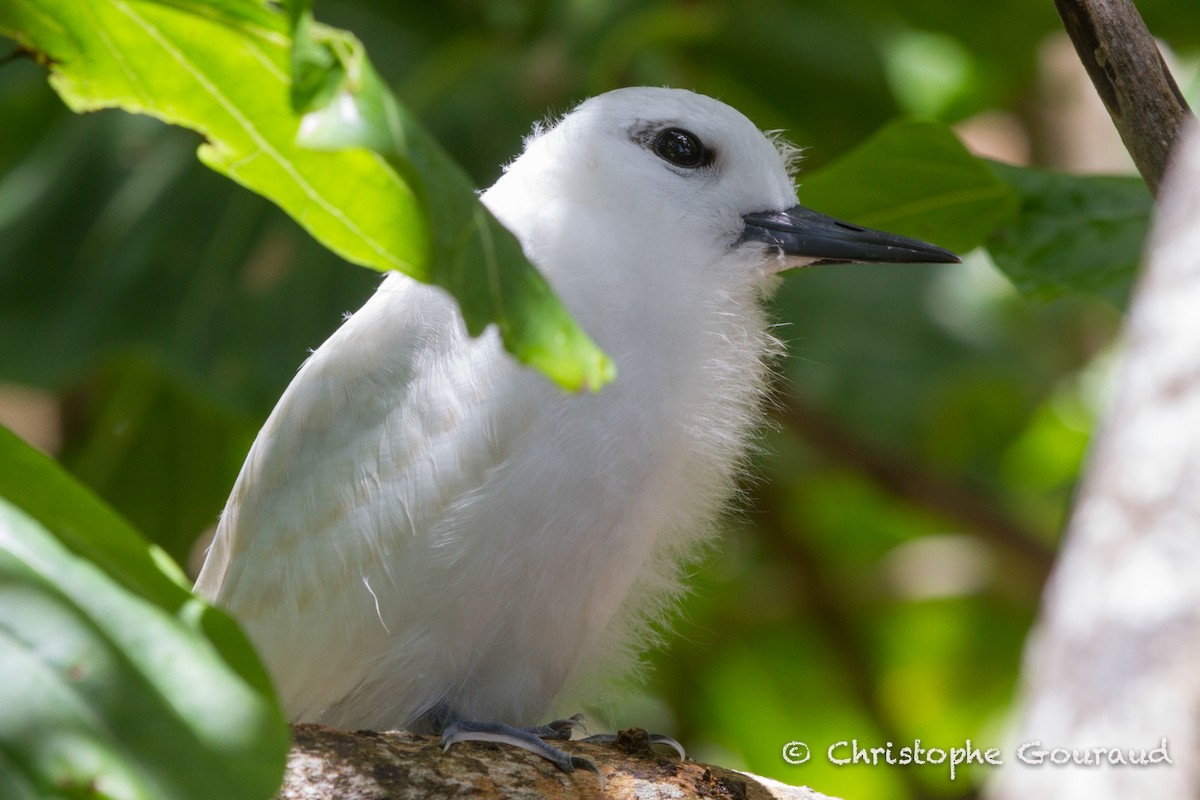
651,127 -> 712,169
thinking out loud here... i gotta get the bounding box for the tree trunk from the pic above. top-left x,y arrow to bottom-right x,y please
988,121 -> 1200,799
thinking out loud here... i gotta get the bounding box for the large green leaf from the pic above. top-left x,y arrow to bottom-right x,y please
797,119 -> 1018,255
0,426 -> 288,800
0,0 -> 613,392
987,163 -> 1151,307
287,18 -> 616,391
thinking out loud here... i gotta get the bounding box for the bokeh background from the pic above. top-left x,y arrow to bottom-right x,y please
2,1 -> 1199,798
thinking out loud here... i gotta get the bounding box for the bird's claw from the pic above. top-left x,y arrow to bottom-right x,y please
570,754 -> 604,784
529,712 -> 587,740
582,730 -> 687,760
647,733 -> 687,760
440,716 -> 603,787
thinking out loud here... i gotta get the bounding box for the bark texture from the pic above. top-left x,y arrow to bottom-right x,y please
278,724 -> 841,800
1053,0 -> 1194,195
989,122 -> 1200,799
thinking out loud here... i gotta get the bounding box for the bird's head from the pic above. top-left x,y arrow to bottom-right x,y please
484,87 -> 957,294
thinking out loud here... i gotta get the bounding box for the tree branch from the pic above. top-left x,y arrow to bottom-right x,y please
1053,0 -> 1195,195
279,724 -> 842,799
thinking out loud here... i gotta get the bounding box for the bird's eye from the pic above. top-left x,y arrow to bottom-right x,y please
651,127 -> 710,169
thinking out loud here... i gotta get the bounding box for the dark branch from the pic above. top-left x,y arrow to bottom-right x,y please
1053,0 -> 1195,196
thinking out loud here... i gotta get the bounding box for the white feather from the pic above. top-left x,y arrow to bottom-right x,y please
195,87 -> 798,730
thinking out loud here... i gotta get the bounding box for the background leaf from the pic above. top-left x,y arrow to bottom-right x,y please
57,355 -> 252,570
987,163 -> 1152,307
797,119 -> 1018,254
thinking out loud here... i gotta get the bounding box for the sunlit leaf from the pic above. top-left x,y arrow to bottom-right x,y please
290,18 -> 614,390
0,0 -> 613,392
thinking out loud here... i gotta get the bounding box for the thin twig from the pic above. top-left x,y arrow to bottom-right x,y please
1053,0 -> 1195,196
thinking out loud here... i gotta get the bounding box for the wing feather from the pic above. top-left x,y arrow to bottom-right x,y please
194,273 -> 521,720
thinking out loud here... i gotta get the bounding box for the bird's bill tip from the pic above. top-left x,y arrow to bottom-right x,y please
740,205 -> 960,266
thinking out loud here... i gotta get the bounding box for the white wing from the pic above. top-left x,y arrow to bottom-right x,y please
194,272 -> 533,724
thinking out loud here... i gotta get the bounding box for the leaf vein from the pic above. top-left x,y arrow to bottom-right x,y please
113,0 -> 405,271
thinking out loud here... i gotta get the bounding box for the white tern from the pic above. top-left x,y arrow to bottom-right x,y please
195,86 -> 956,772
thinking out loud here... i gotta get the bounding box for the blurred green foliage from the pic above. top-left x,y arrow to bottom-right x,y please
2,0 -> 1197,797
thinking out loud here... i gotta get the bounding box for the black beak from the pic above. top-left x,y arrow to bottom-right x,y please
741,205 -> 960,265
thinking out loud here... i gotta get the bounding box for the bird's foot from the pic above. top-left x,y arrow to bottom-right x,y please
439,712 -> 603,786
524,712 -> 588,740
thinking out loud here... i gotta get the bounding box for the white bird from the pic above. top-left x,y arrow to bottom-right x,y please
195,86 -> 955,772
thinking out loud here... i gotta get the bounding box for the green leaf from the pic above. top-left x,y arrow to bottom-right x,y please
0,0 -> 613,392
0,426 -> 288,800
986,163 -> 1151,307
289,12 -> 345,115
797,119 -> 1018,255
291,23 -> 615,390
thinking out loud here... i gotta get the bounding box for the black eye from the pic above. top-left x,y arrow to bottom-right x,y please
652,127 -> 710,168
